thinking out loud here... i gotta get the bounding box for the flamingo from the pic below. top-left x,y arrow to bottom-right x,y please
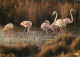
41,20 -> 53,39
20,21 -> 32,39
63,9 -> 75,32
51,11 -> 66,34
51,11 -> 58,35
3,23 -> 14,44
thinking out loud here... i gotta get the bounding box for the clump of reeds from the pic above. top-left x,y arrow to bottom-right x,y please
50,33 -> 75,46
56,52 -> 75,57
58,2 -> 72,19
38,43 -> 69,57
71,36 -> 80,50
0,53 -> 16,57
0,44 -> 39,57
56,50 -> 80,57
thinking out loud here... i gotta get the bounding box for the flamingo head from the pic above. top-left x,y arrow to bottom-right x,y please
71,9 -> 75,12
20,22 -> 25,26
45,20 -> 50,24
20,22 -> 22,25
52,11 -> 56,15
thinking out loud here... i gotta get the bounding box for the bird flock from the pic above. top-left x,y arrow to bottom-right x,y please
3,9 -> 75,44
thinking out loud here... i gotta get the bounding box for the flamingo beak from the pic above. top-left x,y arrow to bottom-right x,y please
73,9 -> 75,12
52,12 -> 56,15
3,29 -> 4,32
52,13 -> 55,15
20,23 -> 22,25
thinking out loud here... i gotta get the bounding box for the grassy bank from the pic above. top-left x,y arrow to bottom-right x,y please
0,33 -> 80,57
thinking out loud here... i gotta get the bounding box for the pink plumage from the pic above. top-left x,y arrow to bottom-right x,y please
20,21 -> 32,28
55,19 -> 66,27
63,9 -> 75,24
20,21 -> 32,32
41,20 -> 53,31
51,22 -> 58,29
3,23 -> 14,31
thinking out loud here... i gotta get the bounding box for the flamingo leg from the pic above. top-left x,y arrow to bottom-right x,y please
61,27 -> 62,33
32,33 -> 35,44
56,28 -> 57,35
23,27 -> 26,46
62,27 -> 63,34
60,27 -> 62,36
27,28 -> 30,39
8,29 -> 10,45
65,26 -> 66,33
54,28 -> 55,36
61,27 -> 62,34
59,27 -> 61,33
24,27 -> 26,39
46,30 -> 48,39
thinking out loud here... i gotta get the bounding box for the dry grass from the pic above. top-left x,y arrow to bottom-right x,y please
1,0 -> 79,26
0,44 -> 39,57
0,33 -> 80,57
71,36 -> 80,50
56,50 -> 80,57
58,2 -> 72,19
45,33 -> 75,46
38,43 -> 69,57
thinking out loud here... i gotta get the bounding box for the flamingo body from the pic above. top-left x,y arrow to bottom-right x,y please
52,11 -> 66,33
41,20 -> 53,31
62,9 -> 75,32
41,23 -> 53,31
3,23 -> 14,31
41,20 -> 53,39
20,21 -> 32,28
51,22 -> 58,29
20,21 -> 32,32
3,23 -> 14,44
63,9 -> 75,24
63,18 -> 73,24
55,19 -> 66,27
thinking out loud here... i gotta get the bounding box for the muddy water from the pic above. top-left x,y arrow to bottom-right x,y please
0,26 -> 80,46
0,26 -> 54,46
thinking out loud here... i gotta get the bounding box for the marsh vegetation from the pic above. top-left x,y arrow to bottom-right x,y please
0,0 -> 80,57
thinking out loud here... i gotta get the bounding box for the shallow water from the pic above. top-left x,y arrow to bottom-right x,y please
0,26 -> 54,46
0,26 -> 80,46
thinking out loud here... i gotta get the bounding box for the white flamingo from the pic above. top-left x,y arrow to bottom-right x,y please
52,11 -> 66,33
51,11 -> 58,35
3,23 -> 14,44
20,21 -> 32,39
41,20 -> 53,39
63,9 -> 75,32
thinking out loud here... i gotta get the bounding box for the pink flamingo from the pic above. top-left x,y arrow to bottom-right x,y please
3,23 -> 14,44
63,9 -> 75,32
51,11 -> 66,34
41,20 -> 53,38
51,11 -> 58,35
20,21 -> 32,38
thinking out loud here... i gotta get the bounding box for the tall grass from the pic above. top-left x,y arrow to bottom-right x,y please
58,2 -> 72,19
38,44 -> 69,57
71,36 -> 80,50
1,0 -> 80,26
0,44 -> 39,57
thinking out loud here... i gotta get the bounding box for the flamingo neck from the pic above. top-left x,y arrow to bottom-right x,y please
70,10 -> 73,23
54,12 -> 57,22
